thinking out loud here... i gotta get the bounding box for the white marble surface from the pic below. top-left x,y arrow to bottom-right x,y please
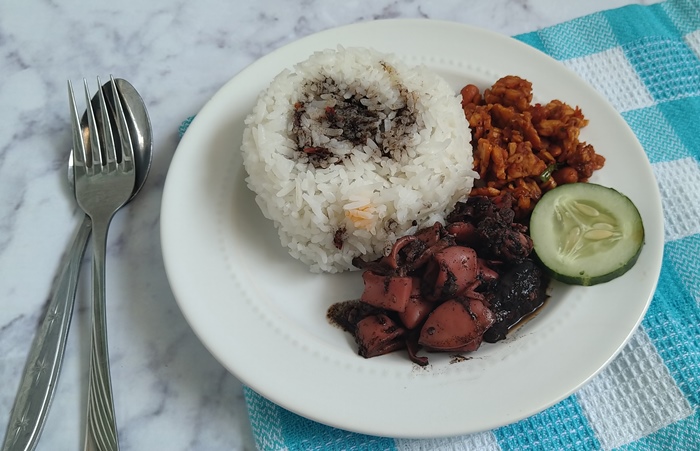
0,0 -> 662,450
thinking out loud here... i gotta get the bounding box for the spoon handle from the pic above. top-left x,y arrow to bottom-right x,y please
2,215 -> 91,451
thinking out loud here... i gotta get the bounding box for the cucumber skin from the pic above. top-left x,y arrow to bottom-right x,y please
529,183 -> 645,286
533,242 -> 643,286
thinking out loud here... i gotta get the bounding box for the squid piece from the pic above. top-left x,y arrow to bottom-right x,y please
405,331 -> 429,366
360,271 -> 414,312
418,299 -> 495,352
412,222 -> 443,247
397,281 -> 433,330
355,314 -> 406,358
424,246 -> 479,301
477,258 -> 499,284
382,235 -> 419,270
446,222 -> 479,247
381,222 -> 449,271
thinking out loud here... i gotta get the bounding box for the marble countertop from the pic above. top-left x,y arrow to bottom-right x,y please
0,1 -> 662,450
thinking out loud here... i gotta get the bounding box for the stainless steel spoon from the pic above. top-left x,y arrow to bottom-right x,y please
1,79 -> 152,451
68,80 -> 151,197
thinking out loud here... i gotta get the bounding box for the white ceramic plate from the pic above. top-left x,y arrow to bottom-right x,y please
161,19 -> 664,438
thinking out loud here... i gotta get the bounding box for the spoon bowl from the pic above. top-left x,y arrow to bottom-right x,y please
69,78 -> 152,198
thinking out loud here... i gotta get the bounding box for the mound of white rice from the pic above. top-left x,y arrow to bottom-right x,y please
241,47 -> 477,273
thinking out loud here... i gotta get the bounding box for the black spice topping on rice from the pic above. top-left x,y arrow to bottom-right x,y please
291,68 -> 419,169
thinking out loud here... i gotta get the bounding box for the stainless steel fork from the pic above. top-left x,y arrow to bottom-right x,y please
68,77 -> 136,451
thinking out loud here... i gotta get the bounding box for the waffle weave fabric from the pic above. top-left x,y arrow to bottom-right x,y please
182,0 -> 700,449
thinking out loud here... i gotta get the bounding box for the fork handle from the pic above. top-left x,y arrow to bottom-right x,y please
2,215 -> 91,451
84,218 -> 119,451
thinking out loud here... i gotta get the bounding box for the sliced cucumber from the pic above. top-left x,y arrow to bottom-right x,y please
529,183 -> 644,286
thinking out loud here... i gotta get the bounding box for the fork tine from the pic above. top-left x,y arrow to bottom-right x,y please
109,76 -> 134,165
97,76 -> 118,165
84,79 -> 102,167
67,80 -> 87,168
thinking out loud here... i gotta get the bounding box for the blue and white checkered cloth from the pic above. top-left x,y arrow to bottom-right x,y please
236,0 -> 700,449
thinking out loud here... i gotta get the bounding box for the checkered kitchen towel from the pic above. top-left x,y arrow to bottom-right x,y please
226,1 -> 700,449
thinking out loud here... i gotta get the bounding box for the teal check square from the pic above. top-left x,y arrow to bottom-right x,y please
657,97 -> 700,159
494,396 -> 600,451
661,0 -> 700,35
622,105 -> 690,164
533,13 -> 618,61
624,38 -> 700,103
604,4 -> 682,45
